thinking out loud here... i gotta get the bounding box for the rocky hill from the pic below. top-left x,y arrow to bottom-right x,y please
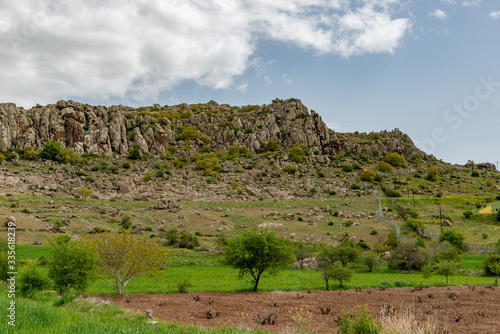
1,97 -> 479,203
0,98 -> 426,161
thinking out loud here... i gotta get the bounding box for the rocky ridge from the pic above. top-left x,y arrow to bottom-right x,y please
0,98 -> 425,161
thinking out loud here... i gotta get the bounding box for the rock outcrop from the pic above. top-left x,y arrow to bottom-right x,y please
0,98 -> 426,161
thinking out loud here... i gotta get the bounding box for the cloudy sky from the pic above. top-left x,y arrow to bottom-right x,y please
1,0 -> 499,166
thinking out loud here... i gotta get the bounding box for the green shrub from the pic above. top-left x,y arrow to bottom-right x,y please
58,148 -> 83,164
338,305 -> 381,334
439,229 -> 465,252
484,254 -> 500,275
195,157 -> 221,172
127,146 -> 142,160
388,241 -> 429,271
471,171 -> 480,177
410,153 -> 421,164
426,167 -> 440,182
463,210 -> 473,219
163,229 -> 179,246
176,278 -> 192,293
376,161 -> 393,173
39,141 -> 62,161
48,236 -> 97,293
18,261 -> 52,296
350,183 -> 361,190
282,164 -> 298,174
0,152 -> 5,163
261,139 -> 279,152
342,164 -> 353,172
359,169 -> 375,182
384,152 -> 408,168
289,145 -> 305,163
120,216 -> 132,229
23,148 -> 38,160
384,189 -> 401,198
85,176 -> 95,183
407,209 -> 419,218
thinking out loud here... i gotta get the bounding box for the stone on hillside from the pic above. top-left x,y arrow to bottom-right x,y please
291,257 -> 319,268
381,251 -> 391,261
5,216 -> 16,227
443,219 -> 453,227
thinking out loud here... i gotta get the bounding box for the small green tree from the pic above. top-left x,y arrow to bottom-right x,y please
330,265 -> 353,288
77,187 -> 93,199
18,261 -> 51,296
360,253 -> 379,272
439,229 -> 465,252
376,161 -> 393,173
223,228 -> 294,292
90,233 -> 169,296
39,141 -> 62,161
488,262 -> 500,286
334,241 -> 359,267
318,246 -> 336,290
48,235 -> 97,293
433,260 -> 459,286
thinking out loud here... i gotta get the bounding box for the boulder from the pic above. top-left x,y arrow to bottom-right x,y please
381,251 -> 391,261
443,219 -> 453,227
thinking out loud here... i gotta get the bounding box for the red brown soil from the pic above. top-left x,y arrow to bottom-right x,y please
97,286 -> 500,333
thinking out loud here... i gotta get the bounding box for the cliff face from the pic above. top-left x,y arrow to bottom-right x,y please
0,98 -> 425,160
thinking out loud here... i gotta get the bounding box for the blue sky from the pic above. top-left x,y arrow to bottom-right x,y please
1,0 -> 499,166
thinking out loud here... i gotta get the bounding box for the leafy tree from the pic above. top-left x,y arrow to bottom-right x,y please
48,235 -> 97,293
317,246 -> 336,290
223,228 -> 294,292
330,265 -> 353,288
77,187 -> 93,199
439,229 -> 465,252
433,260 -> 459,286
388,241 -> 429,271
334,241 -> 359,267
488,262 -> 500,286
39,141 -> 62,161
432,247 -> 461,264
289,146 -> 305,163
89,233 -> 169,295
484,254 -> 500,275
360,253 -> 379,272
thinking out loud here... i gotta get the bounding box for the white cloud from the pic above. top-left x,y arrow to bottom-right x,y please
428,9 -> 448,20
442,0 -> 456,4
0,0 -> 411,107
490,11 -> 500,19
236,82 -> 248,93
462,0 -> 481,7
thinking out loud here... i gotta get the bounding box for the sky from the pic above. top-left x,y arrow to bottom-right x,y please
0,0 -> 499,166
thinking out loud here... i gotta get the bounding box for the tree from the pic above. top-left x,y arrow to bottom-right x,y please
334,241 -> 359,267
317,246 -> 336,290
39,141 -> 62,161
439,229 -> 465,252
388,241 -> 429,271
488,262 -> 500,286
77,187 -> 93,199
48,235 -> 97,293
223,228 -> 294,292
433,260 -> 459,286
360,253 -> 379,272
90,233 -> 169,296
330,265 -> 353,288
